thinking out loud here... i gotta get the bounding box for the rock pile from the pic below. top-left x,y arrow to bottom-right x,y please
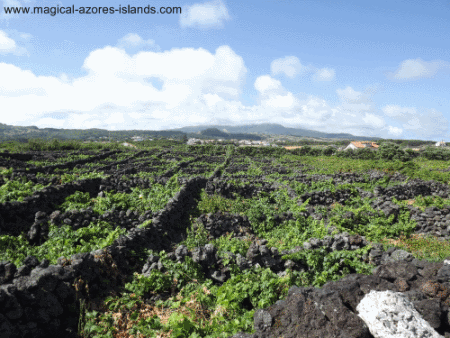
0,178 -> 104,237
193,212 -> 255,239
357,290 -> 444,338
205,178 -> 297,200
298,188 -> 355,206
15,150 -> 120,175
231,255 -> 450,338
374,179 -> 449,200
409,206 -> 450,240
0,177 -> 207,338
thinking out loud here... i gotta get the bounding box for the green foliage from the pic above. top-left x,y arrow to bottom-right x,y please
57,176 -> 180,215
226,144 -> 235,157
235,146 -> 286,157
215,267 -> 290,316
0,177 -> 50,202
0,221 -> 126,268
25,138 -> 87,151
28,153 -> 93,166
59,191 -> 92,210
196,190 -> 239,215
287,179 -> 336,195
184,222 -> 210,251
422,146 -> 450,161
336,147 -> 377,160
322,146 -> 335,156
214,233 -> 252,257
5,144 -> 450,338
402,195 -> 450,210
282,245 -> 375,287
48,171 -> 108,185
328,201 -> 417,243
377,142 -> 412,162
124,253 -> 205,297
166,312 -> 199,337
0,167 -> 13,176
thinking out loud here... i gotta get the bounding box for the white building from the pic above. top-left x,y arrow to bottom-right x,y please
344,141 -> 379,151
122,142 -> 137,148
187,138 -> 201,145
435,140 -> 446,147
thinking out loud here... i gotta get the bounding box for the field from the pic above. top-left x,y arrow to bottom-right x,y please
2,139 -> 450,337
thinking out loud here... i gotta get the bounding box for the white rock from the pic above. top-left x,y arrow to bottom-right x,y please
356,290 -> 443,338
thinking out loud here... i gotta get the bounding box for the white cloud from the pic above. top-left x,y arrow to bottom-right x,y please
19,32 -> 32,40
337,86 -> 365,103
0,44 -> 247,129
262,92 -> 297,109
271,56 -> 335,82
323,85 -> 397,137
105,112 -> 126,124
388,126 -> 403,136
0,30 -> 29,55
336,86 -> 377,116
117,33 -> 159,51
1,40 -> 445,140
271,56 -> 306,78
0,46 -> 386,136
382,105 -> 416,122
312,68 -> 335,81
35,117 -> 66,128
388,58 -> 450,81
0,30 -> 16,53
382,105 -> 449,138
59,73 -> 70,83
202,93 -> 223,107
362,113 -> 385,129
180,0 -> 231,29
254,75 -> 283,94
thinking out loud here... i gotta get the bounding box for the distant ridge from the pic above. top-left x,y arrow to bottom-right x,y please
0,122 -> 381,142
173,123 -> 382,140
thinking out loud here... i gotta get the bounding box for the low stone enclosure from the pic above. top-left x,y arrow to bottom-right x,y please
3,155 -> 450,337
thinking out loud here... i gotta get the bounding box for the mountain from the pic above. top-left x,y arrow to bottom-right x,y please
174,123 -> 381,140
199,128 -> 262,140
0,122 -> 380,142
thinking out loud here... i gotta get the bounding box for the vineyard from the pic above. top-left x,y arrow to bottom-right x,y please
2,140 -> 450,337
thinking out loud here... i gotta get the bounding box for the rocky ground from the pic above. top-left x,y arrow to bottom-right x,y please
1,149 -> 450,337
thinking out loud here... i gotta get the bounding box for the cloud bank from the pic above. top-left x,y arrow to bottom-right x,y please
180,0 -> 231,29
270,55 -> 335,82
388,58 -> 450,81
0,33 -> 446,140
0,30 -> 28,55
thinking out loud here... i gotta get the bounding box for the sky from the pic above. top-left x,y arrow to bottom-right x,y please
0,0 -> 450,140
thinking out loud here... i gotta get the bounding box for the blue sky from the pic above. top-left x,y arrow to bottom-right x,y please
1,0 -> 450,140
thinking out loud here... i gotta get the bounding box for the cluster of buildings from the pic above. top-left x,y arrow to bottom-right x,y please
186,139 -> 448,151
94,135 -> 448,151
187,138 -> 278,147
343,140 -> 446,151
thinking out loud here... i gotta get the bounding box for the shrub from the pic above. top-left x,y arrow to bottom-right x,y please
322,146 -> 335,156
377,142 -> 411,162
421,146 -> 450,161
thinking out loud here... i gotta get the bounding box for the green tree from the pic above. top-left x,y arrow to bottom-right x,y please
322,146 -> 335,156
377,142 -> 411,162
